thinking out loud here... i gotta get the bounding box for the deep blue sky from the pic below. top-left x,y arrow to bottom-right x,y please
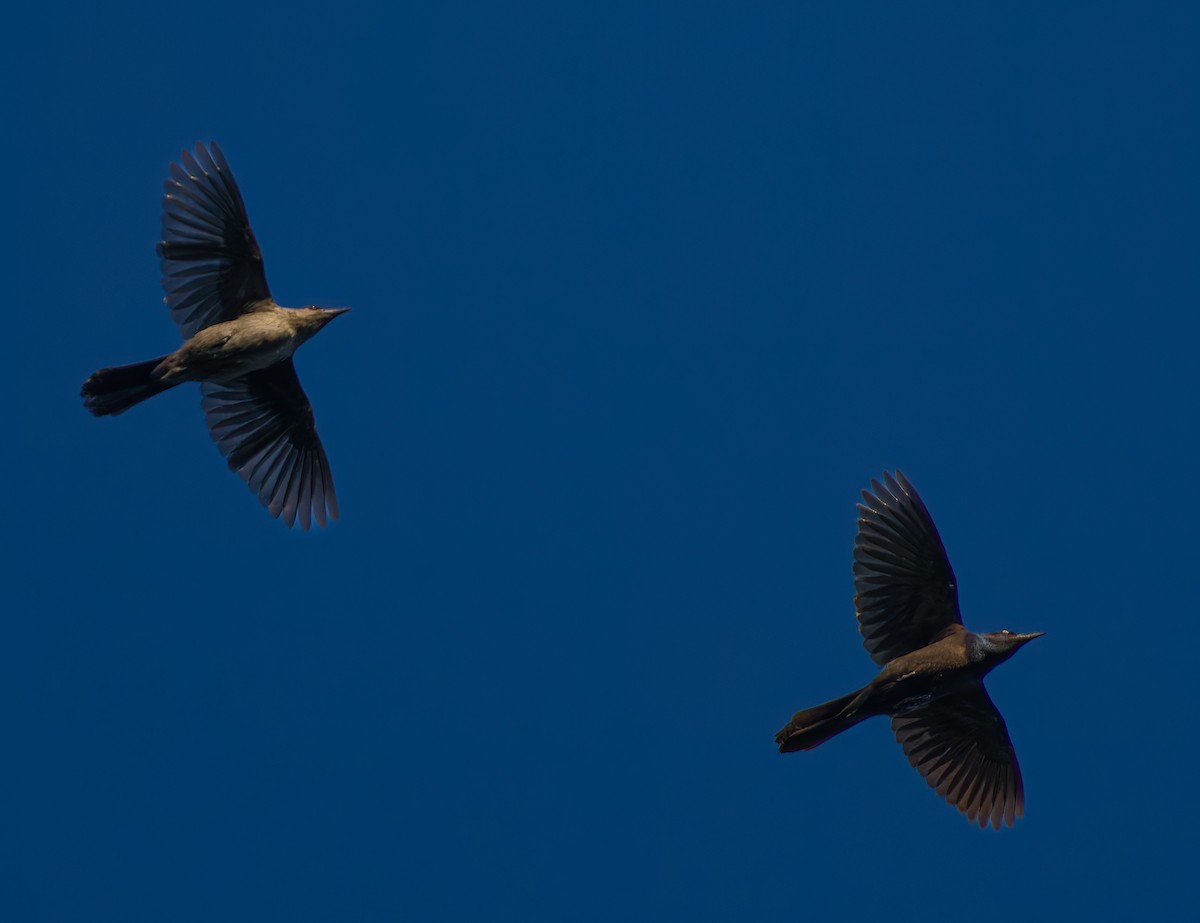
5,2 -> 1198,919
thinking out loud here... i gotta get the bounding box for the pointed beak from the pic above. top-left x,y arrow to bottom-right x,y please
1016,631 -> 1045,644
316,307 -> 350,328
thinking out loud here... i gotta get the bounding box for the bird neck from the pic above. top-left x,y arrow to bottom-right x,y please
967,633 -> 1017,671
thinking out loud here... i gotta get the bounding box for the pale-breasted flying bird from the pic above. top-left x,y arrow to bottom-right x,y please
82,141 -> 346,529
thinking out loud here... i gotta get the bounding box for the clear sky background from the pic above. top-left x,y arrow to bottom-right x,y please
4,2 -> 1197,920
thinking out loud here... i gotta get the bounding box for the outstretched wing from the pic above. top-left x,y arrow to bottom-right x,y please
201,360 -> 338,530
854,471 -> 962,664
891,685 -> 1025,829
158,141 -> 272,338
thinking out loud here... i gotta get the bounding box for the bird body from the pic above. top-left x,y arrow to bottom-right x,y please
157,304 -> 349,385
778,626 -> 1041,751
776,472 -> 1042,829
82,142 -> 346,529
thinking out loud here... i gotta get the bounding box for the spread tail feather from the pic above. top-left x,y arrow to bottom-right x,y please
776,686 -> 872,753
81,355 -> 176,416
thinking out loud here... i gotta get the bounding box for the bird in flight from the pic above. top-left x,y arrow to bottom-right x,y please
81,141 -> 347,529
776,471 -> 1042,828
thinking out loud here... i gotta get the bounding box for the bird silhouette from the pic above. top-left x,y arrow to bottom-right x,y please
776,471 -> 1042,829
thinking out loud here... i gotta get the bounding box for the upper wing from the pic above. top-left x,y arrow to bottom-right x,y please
854,471 -> 962,664
201,360 -> 338,530
158,141 -> 272,338
891,685 -> 1025,829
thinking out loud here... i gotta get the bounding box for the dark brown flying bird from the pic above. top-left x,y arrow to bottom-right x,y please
776,471 -> 1042,829
81,141 -> 346,529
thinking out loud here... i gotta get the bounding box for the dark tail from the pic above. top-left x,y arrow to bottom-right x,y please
81,355 -> 176,416
776,686 -> 873,753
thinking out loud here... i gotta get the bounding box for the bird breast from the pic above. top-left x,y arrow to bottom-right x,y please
177,317 -> 301,382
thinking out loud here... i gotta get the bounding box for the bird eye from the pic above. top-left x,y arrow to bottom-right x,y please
1001,629 -> 1011,635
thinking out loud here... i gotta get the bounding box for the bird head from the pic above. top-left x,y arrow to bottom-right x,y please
975,629 -> 1044,667
295,306 -> 350,341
